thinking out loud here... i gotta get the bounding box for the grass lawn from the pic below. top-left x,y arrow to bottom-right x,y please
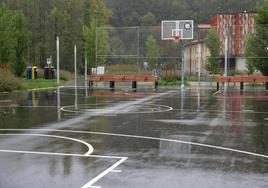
21,78 -> 59,90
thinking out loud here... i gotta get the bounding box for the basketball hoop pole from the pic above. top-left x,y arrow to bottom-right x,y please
173,36 -> 184,89
181,45 -> 185,89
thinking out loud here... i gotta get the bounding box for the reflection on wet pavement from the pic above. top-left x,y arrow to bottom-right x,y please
0,87 -> 267,188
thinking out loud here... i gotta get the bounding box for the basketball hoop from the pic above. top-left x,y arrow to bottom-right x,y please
172,35 -> 181,43
161,20 -> 193,40
161,20 -> 194,90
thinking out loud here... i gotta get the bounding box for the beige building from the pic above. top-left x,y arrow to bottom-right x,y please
184,24 -> 211,76
184,12 -> 256,76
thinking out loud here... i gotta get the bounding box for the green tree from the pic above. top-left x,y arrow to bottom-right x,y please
145,35 -> 160,69
245,35 -> 256,75
141,12 -> 156,26
205,28 -> 221,74
11,11 -> 29,76
82,20 -> 97,68
0,6 -> 29,76
245,0 -> 268,75
82,0 -> 112,70
0,6 -> 13,66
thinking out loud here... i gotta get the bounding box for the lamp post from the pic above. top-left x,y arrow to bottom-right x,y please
74,45 -> 77,88
265,46 -> 268,90
198,43 -> 202,85
224,35 -> 228,77
181,47 -> 185,89
56,36 -> 60,85
223,34 -> 229,91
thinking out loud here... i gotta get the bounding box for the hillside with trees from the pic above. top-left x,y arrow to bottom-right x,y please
106,0 -> 263,26
0,0 -> 264,73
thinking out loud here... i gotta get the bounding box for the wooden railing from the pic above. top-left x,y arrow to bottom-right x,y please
212,75 -> 268,90
212,75 -> 268,83
90,75 -> 158,82
89,75 -> 159,90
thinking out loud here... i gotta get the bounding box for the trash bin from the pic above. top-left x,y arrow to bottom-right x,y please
44,67 -> 48,79
44,66 -> 55,79
32,66 -> 38,80
26,66 -> 32,79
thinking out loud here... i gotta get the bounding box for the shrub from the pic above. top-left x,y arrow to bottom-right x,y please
228,70 -> 244,76
60,70 -> 74,81
158,75 -> 189,86
161,75 -> 180,82
0,67 -> 23,92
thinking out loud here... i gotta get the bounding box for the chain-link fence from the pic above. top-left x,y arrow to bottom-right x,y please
95,22 -> 268,80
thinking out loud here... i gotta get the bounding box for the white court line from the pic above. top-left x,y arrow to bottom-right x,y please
0,132 -> 128,188
81,157 -> 128,188
0,149 -> 125,159
172,109 -> 268,114
0,92 -> 175,188
110,170 -> 122,173
98,104 -> 173,114
0,133 -> 94,156
61,103 -> 173,114
212,90 -> 222,96
0,148 -> 127,188
1,129 -> 267,159
60,91 -> 175,115
0,106 -> 59,108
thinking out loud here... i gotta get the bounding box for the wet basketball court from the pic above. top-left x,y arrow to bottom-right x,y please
0,86 -> 267,188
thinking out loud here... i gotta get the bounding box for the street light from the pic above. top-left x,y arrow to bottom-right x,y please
224,35 -> 228,77
56,36 -> 60,85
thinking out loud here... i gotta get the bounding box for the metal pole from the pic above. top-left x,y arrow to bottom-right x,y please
181,89 -> 184,119
84,54 -> 88,97
137,26 -> 140,73
57,87 -> 61,120
56,36 -> 60,85
197,89 -> 200,112
75,85 -> 78,110
198,43 -> 201,85
224,36 -> 228,90
49,56 -> 52,80
74,45 -> 77,88
224,36 -> 228,77
95,28 -> 98,68
85,54 -> 88,84
181,47 -> 185,89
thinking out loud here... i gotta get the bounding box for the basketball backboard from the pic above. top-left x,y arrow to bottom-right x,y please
161,20 -> 194,40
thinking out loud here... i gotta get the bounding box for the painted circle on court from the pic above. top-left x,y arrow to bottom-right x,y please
0,133 -> 94,155
61,103 -> 173,114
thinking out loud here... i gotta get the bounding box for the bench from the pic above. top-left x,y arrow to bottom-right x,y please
89,75 -> 159,90
212,75 -> 268,90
